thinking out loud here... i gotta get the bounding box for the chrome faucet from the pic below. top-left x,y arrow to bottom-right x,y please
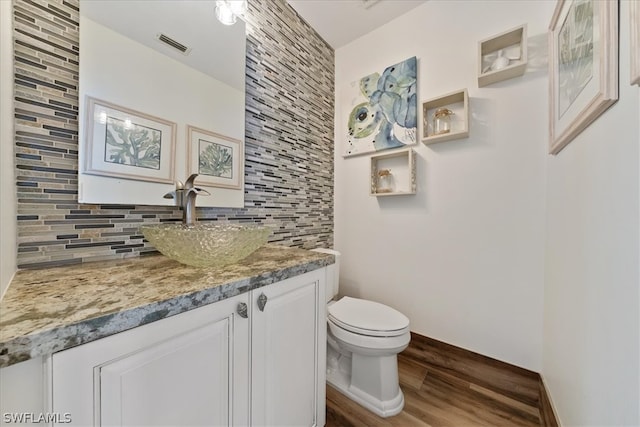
163,180 -> 184,207
182,174 -> 211,226
164,174 -> 210,225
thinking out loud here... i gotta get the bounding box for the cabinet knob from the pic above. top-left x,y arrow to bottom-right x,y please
237,302 -> 248,318
257,293 -> 268,312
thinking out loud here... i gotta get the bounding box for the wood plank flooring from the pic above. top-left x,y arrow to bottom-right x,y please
326,333 -> 551,427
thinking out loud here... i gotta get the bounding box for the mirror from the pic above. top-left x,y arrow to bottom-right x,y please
78,0 -> 246,207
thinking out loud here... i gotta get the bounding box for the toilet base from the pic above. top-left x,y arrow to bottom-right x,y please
327,366 -> 405,418
326,345 -> 405,418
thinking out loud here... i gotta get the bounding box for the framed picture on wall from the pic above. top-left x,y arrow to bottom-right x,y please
548,0 -> 618,155
631,0 -> 640,86
84,97 -> 177,183
343,56 -> 418,157
186,125 -> 243,190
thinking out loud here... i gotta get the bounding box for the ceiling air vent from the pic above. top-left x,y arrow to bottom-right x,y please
155,33 -> 192,55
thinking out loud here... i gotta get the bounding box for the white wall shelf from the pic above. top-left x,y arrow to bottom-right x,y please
421,89 -> 469,145
477,24 -> 528,87
370,148 -> 416,196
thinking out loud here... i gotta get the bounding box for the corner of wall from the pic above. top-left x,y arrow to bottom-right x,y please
538,373 -> 561,427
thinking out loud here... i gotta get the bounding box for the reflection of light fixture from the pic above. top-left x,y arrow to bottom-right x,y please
215,0 -> 247,26
96,110 -> 107,124
124,118 -> 132,129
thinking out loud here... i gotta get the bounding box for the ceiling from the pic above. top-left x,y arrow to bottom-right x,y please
287,0 -> 428,49
81,0 -> 245,91
80,0 -> 427,87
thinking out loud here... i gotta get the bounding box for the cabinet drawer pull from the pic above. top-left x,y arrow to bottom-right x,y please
257,293 -> 268,311
237,302 -> 248,318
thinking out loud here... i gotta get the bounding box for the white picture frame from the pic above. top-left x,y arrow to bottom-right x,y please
548,0 -> 618,155
186,125 -> 243,190
84,97 -> 176,183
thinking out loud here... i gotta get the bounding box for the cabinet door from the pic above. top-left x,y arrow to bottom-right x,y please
52,294 -> 250,427
251,269 -> 326,427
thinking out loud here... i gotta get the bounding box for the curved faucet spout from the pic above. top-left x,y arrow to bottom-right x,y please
181,174 -> 210,225
184,174 -> 199,190
183,189 -> 198,226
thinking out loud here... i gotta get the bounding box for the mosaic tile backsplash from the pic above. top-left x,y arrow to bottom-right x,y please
13,0 -> 335,269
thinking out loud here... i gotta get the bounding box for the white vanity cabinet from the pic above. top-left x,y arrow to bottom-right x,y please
52,293 -> 250,426
251,270 -> 326,426
50,268 -> 326,427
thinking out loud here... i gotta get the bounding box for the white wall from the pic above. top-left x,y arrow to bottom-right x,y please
0,0 -> 17,298
335,0 -> 553,371
336,0 -> 640,424
543,0 -> 640,424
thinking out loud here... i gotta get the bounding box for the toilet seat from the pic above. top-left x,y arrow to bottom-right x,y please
328,297 -> 410,337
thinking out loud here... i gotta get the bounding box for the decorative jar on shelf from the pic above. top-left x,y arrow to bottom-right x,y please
491,49 -> 511,71
433,108 -> 454,135
377,169 -> 393,193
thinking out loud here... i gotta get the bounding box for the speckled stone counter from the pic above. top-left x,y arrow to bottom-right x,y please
0,245 -> 333,368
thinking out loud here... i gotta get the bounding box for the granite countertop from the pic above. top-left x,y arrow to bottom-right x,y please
0,245 -> 334,368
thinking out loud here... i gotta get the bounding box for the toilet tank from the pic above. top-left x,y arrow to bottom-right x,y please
311,248 -> 340,302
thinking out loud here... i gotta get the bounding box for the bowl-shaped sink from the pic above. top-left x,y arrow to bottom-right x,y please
140,223 -> 271,268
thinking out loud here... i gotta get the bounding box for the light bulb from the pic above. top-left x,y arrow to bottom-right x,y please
96,111 -> 107,125
228,0 -> 247,16
215,1 -> 237,25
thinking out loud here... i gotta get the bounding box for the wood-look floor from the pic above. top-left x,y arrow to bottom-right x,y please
326,334 -> 545,427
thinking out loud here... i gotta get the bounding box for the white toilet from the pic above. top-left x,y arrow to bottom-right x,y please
312,249 -> 411,418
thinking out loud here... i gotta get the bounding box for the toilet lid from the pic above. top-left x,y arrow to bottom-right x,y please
328,297 -> 409,337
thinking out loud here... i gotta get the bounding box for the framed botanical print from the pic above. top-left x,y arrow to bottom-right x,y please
187,125 -> 243,190
548,0 -> 618,154
84,97 -> 176,183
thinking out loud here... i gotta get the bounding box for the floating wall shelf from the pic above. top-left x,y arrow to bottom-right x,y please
421,89 -> 469,145
370,148 -> 416,197
478,24 -> 528,87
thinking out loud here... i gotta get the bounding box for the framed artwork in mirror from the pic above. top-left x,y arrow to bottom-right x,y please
548,0 -> 618,155
187,125 -> 243,189
631,0 -> 640,86
83,97 -> 176,183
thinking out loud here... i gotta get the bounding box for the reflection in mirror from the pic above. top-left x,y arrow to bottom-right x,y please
78,0 -> 246,207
